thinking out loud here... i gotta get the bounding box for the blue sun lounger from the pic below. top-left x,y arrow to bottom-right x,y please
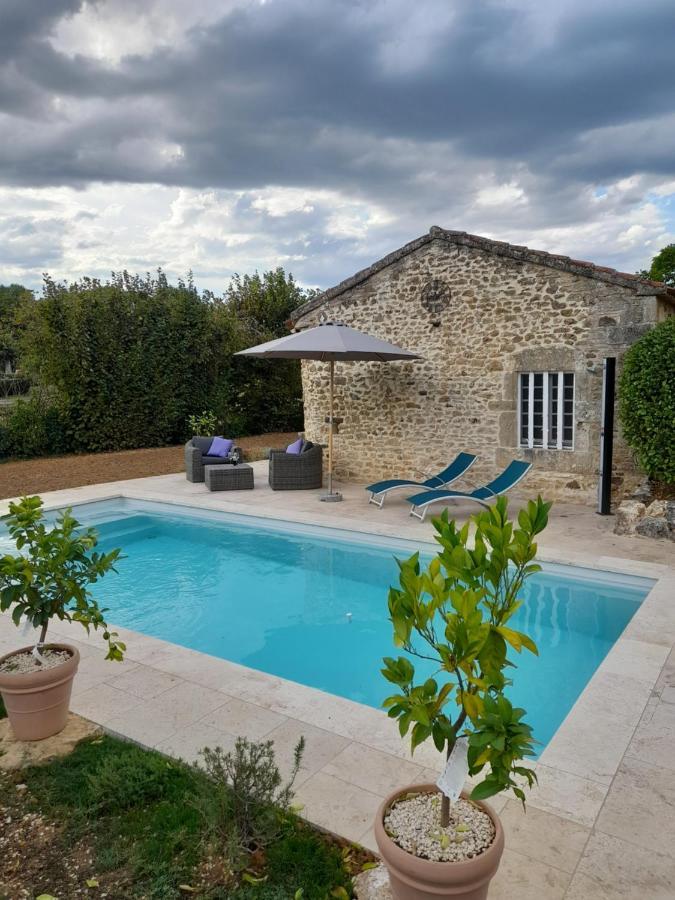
366,452 -> 477,508
406,459 -> 532,521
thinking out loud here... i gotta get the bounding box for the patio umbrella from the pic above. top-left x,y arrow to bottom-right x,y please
235,321 -> 421,501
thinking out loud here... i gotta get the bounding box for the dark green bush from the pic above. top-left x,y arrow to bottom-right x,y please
0,394 -> 70,459
619,316 -> 675,483
11,268 -> 307,459
0,418 -> 9,458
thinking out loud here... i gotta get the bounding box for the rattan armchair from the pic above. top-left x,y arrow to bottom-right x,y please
184,436 -> 242,483
268,443 -> 323,490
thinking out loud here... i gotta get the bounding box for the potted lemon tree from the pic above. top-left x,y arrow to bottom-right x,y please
376,496 -> 550,900
0,496 -> 124,741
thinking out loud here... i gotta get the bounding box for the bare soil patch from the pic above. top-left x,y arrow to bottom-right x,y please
0,714 -> 102,772
0,433 -> 297,500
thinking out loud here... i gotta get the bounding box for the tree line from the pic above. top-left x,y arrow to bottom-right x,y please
0,268 -> 314,459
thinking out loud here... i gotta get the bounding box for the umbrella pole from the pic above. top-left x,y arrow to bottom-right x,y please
321,359 -> 342,502
328,359 -> 334,494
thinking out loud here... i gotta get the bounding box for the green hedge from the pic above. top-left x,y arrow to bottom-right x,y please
5,269 -> 308,459
0,394 -> 70,459
619,316 -> 675,483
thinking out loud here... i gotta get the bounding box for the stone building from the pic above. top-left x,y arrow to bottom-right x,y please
292,227 -> 675,505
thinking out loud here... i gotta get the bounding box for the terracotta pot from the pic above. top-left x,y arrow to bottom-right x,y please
0,643 -> 80,741
374,784 -> 504,900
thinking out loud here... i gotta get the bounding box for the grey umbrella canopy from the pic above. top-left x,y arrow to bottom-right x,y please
235,322 -> 421,500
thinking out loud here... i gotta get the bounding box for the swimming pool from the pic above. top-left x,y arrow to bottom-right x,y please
5,499 -> 654,752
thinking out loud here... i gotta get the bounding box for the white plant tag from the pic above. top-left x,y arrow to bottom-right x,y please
436,737 -> 469,802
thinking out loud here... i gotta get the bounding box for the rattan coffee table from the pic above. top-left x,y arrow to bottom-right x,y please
204,464 -> 254,491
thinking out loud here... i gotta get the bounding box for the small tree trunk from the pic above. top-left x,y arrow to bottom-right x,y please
441,792 -> 451,828
32,622 -> 49,664
440,740 -> 454,828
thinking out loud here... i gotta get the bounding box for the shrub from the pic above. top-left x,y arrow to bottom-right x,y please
195,737 -> 304,871
187,410 -> 219,436
0,393 -> 70,459
0,416 -> 9,458
383,496 -> 550,823
9,268 -> 308,460
619,316 -> 675,483
0,495 -> 124,658
87,745 -> 179,812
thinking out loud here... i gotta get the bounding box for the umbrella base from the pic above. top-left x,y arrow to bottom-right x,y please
320,491 -> 343,502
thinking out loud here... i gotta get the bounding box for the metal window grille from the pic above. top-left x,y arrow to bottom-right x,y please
518,371 -> 574,449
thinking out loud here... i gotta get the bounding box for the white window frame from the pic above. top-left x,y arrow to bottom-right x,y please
517,371 -> 575,450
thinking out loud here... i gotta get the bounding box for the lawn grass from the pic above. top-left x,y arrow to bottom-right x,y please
0,735 -> 365,899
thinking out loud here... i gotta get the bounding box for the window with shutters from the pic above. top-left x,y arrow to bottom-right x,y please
518,372 -> 575,449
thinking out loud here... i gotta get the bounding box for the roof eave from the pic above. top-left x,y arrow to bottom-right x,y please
291,226 -> 675,323
291,231 -> 433,323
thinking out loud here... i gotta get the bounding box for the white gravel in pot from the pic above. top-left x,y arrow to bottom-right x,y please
0,648 -> 72,675
384,791 -> 495,863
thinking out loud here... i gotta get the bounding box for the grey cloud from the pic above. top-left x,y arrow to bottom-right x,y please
1,0 -> 674,193
0,0 -> 82,54
0,0 -> 674,286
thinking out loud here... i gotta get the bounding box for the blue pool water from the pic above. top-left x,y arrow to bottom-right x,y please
8,500 -> 653,751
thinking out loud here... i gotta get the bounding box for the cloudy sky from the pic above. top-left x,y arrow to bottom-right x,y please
1,0 -> 675,293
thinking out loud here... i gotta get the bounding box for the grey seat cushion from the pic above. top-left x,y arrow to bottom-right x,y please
202,454 -> 231,464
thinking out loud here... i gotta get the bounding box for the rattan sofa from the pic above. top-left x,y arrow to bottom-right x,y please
268,443 -> 323,490
184,436 -> 242,483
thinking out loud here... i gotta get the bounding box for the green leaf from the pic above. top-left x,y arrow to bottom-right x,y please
432,722 -> 446,752
410,721 -> 432,752
495,625 -> 521,651
470,779 -> 502,801
461,692 -> 483,721
410,705 -> 431,727
517,508 -> 532,532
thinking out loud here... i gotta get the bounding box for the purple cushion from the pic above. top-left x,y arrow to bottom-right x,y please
207,436 -> 234,458
286,438 -> 304,455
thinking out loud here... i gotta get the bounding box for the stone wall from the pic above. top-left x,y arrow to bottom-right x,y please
295,234 -> 671,505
